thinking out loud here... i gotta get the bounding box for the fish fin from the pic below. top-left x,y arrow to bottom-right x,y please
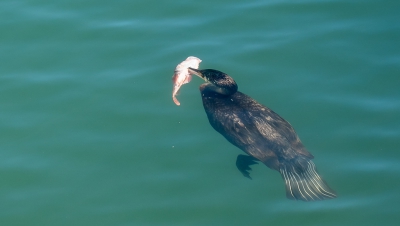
279,157 -> 336,201
183,74 -> 192,84
172,72 -> 178,82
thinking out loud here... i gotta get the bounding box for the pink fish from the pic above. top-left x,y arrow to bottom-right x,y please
172,56 -> 202,106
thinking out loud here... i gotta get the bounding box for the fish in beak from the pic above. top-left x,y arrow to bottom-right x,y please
172,56 -> 202,106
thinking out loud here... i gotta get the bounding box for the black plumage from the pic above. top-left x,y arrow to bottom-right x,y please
188,68 -> 336,201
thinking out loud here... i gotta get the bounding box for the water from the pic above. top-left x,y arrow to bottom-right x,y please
1,0 -> 400,225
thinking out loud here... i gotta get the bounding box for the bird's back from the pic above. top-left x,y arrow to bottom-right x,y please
200,84 -> 312,167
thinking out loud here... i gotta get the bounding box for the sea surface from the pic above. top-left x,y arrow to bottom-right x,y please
1,0 -> 399,225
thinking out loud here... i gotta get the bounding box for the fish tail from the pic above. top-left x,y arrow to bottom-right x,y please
279,157 -> 336,201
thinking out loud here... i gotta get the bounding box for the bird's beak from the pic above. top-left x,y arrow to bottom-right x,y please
188,67 -> 205,80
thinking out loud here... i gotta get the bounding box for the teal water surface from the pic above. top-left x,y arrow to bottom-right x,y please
1,0 -> 400,225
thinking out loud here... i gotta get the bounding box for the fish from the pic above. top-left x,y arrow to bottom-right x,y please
172,56 -> 202,106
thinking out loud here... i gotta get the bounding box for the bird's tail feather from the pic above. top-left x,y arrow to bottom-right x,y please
279,157 -> 336,201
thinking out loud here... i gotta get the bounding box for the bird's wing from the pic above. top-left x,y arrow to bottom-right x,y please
247,102 -> 313,159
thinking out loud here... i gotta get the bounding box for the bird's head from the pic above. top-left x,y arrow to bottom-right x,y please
188,68 -> 238,95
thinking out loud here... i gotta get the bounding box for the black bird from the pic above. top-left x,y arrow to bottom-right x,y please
188,68 -> 336,201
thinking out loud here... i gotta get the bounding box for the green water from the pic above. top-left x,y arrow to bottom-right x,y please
1,0 -> 400,225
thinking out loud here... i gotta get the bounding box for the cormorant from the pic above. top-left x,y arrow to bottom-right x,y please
188,67 -> 336,201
